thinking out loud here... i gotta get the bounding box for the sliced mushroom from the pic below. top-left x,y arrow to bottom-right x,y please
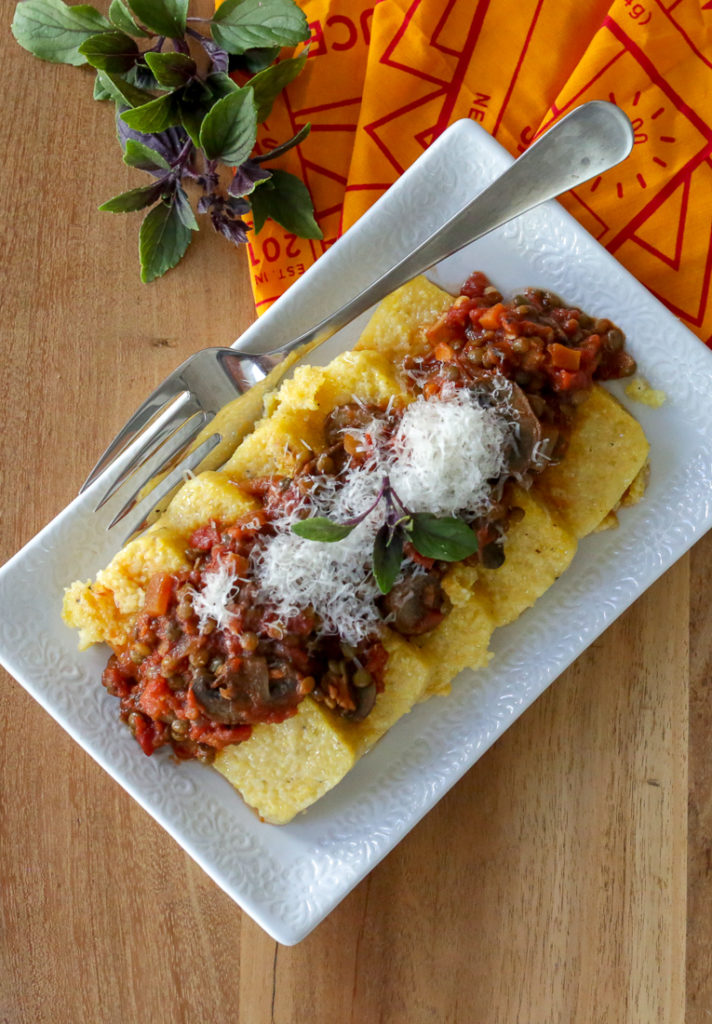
381,572 -> 447,636
505,382 -> 543,475
192,657 -> 299,724
343,681 -> 377,722
470,377 -> 543,477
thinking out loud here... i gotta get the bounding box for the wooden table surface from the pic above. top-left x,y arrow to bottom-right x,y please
1,5 -> 711,1021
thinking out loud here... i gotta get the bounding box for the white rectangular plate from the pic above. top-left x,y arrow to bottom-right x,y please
1,119 -> 711,945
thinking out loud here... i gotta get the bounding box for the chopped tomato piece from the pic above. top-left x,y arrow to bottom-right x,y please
138,675 -> 174,719
133,715 -> 167,756
188,522 -> 222,550
188,722 -> 252,749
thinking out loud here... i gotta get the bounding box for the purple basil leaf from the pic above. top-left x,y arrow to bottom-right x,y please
115,106 -> 187,164
194,33 -> 229,74
227,159 -> 272,197
197,194 -> 213,214
123,137 -> 172,176
211,210 -> 249,245
226,194 -> 251,215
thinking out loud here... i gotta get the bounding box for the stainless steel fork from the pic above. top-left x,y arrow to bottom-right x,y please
84,100 -> 634,539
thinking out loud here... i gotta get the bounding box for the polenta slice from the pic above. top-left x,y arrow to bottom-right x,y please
64,273 -> 649,824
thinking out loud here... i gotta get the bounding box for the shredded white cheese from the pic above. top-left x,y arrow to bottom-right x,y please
386,385 -> 511,516
253,519 -> 382,643
190,561 -> 240,631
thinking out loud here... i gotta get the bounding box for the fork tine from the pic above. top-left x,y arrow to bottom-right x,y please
114,434 -> 223,542
94,401 -> 207,511
106,415 -> 221,529
80,371 -> 192,494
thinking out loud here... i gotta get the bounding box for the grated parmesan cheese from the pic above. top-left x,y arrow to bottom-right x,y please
190,561 -> 240,631
252,519 -> 382,643
386,385 -> 511,516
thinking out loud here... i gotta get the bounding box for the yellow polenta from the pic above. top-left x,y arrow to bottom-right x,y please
63,277 -> 649,824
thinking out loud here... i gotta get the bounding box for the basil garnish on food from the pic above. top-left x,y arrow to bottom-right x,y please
290,477 -> 479,595
407,513 -> 480,562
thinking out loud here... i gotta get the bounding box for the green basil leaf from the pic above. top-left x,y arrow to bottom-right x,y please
249,168 -> 321,238
291,517 -> 355,542
408,514 -> 479,562
11,0 -> 110,65
178,100 -> 204,147
124,61 -> 160,91
199,86 -> 257,165
95,68 -> 155,106
372,525 -> 404,595
206,71 -> 239,100
177,76 -> 217,145
174,186 -> 198,230
248,50 -> 307,122
238,45 -> 281,73
123,137 -> 172,171
108,0 -> 150,37
139,198 -> 192,282
78,30 -> 139,72
211,0 -> 309,55
126,0 -> 187,38
144,51 -> 196,88
93,71 -> 112,100
121,92 -> 181,132
255,122 -> 310,163
99,181 -> 166,212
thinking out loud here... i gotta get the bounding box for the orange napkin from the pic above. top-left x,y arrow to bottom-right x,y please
247,0 -> 712,345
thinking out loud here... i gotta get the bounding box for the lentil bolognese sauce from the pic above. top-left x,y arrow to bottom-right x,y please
102,272 -> 636,763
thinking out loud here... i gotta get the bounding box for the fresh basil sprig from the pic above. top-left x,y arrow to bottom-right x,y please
291,477 -> 479,595
11,0 -> 321,281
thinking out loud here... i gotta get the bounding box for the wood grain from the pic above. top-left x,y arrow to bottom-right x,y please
0,3 -> 707,1021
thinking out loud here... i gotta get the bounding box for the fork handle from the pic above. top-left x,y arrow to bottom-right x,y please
238,101 -> 632,377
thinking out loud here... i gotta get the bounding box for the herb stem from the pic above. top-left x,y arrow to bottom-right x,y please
388,484 -> 411,516
172,137 -> 196,175
342,478 -> 388,527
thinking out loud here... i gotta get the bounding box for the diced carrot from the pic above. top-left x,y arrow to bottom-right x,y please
434,340 -> 455,362
550,343 -> 582,371
478,302 -> 505,330
424,313 -> 450,343
144,572 -> 173,617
